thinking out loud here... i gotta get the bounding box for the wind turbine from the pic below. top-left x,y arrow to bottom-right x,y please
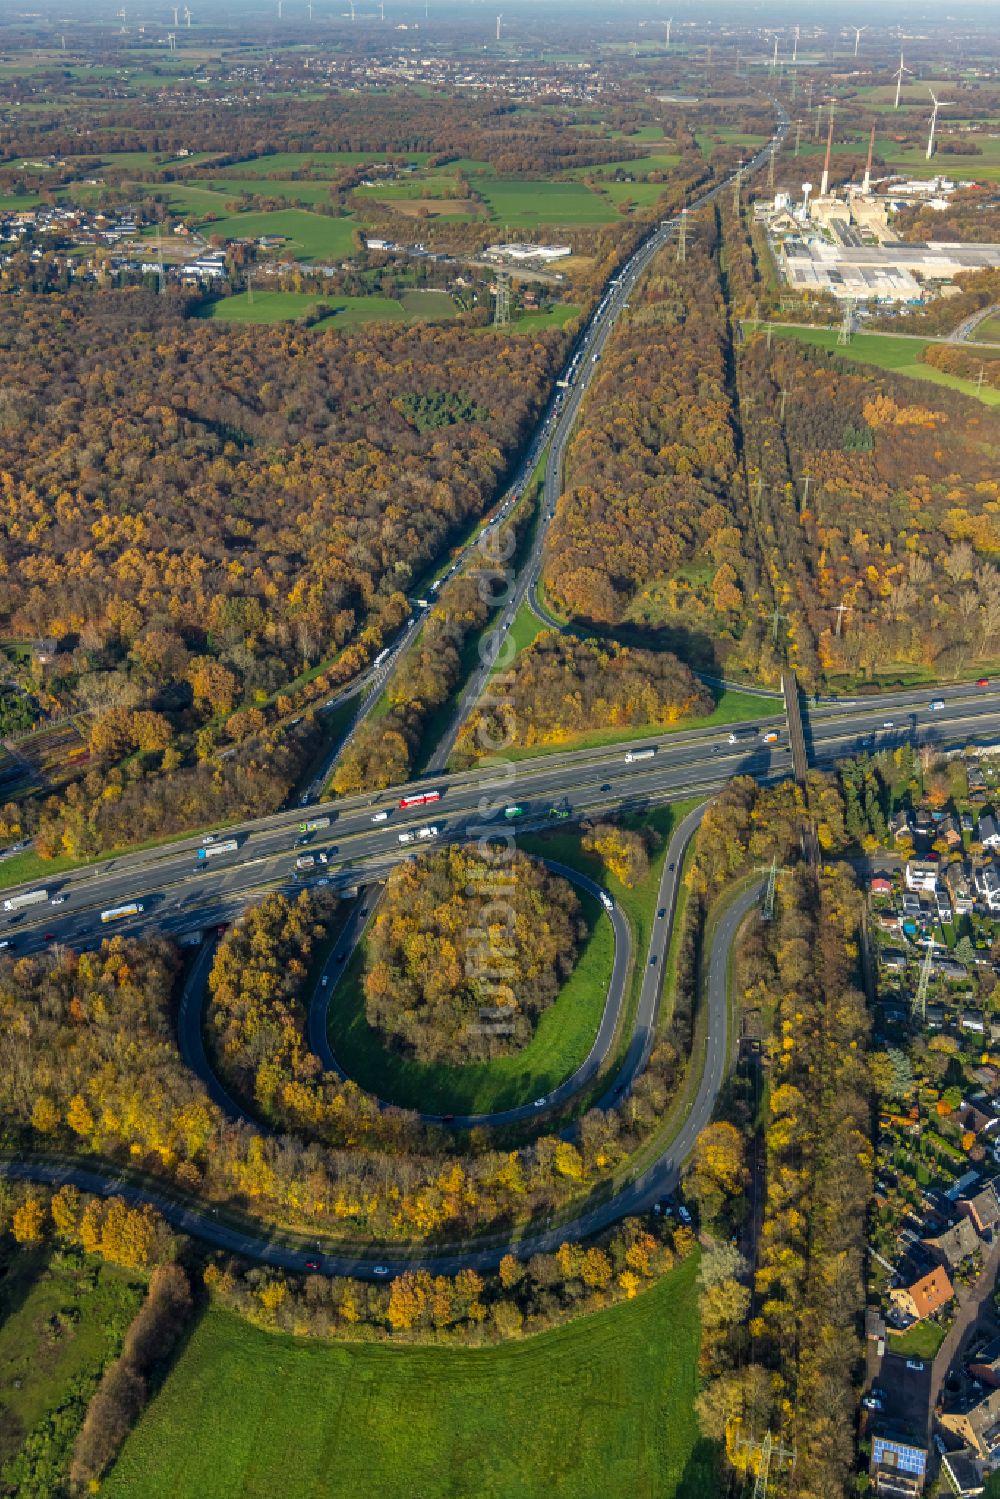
171,3 -> 178,23
665,15 -> 672,47
850,24 -> 866,57
892,52 -> 912,109
378,0 -> 384,17
183,4 -> 191,24
117,7 -> 127,31
792,24 -> 799,64
167,29 -> 176,49
926,88 -> 951,160
307,0 -> 312,16
277,0 -> 282,18
495,12 -> 502,41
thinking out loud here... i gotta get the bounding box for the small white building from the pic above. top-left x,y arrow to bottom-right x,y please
905,860 -> 939,894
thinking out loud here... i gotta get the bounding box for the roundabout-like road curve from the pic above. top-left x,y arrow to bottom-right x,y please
0,806 -> 762,1278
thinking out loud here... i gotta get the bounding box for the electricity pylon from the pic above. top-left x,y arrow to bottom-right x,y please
914,936 -> 935,1025
493,271 -> 510,328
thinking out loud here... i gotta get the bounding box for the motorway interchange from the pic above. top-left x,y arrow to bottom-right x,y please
4,99 -> 999,1276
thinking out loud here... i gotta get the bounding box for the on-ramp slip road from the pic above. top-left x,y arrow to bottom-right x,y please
0,810 -> 760,1278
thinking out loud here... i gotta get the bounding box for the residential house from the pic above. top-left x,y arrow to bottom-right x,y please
869,1434 -> 927,1496
959,1183 -> 1000,1238
978,812 -> 1000,849
871,875 -> 894,896
925,1003 -> 948,1029
901,892 -> 922,916
892,809 -> 916,844
889,1264 -> 955,1322
975,864 -> 1000,913
945,862 -> 975,916
938,816 -> 963,850
940,1449 -> 985,1497
969,1336 -> 1000,1389
956,1100 -> 999,1138
939,1386 -> 1000,1465
905,860 -> 939,893
935,889 -> 954,924
922,1215 -> 980,1270
882,949 -> 909,973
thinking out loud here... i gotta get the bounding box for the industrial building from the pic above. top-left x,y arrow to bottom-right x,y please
483,243 -> 572,263
781,236 -> 1000,303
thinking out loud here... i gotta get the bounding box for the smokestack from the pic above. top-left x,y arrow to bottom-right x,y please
862,124 -> 875,196
820,108 -> 834,198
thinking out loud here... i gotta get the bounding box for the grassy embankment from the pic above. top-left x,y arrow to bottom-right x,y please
327,888 -> 613,1116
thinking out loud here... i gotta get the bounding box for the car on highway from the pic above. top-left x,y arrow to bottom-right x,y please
978,678 -> 990,687
533,1098 -> 547,1109
677,1205 -> 692,1226
373,1265 -> 390,1277
305,1260 -> 319,1271
906,1359 -> 925,1372
862,1395 -> 882,1411
928,700 -> 945,712
50,895 -> 66,905
202,835 -> 216,845
398,832 -> 415,844
657,908 -> 666,919
600,783 -> 612,793
0,938 -> 14,951
649,954 -> 657,966
321,976 -> 329,986
371,810 -> 389,823
43,931 -> 56,941
882,721 -> 894,729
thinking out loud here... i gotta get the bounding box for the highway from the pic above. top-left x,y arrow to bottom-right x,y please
0,811 -> 757,1279
5,95 -> 1000,1279
2,678 -> 999,960
427,108 -> 790,773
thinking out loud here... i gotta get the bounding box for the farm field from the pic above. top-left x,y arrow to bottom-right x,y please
327,890 -> 612,1115
202,289 -> 460,325
188,206 -> 358,261
601,180 -> 673,207
203,291 -> 404,325
103,1256 -> 710,1499
218,150 -> 433,175
511,303 -> 581,331
478,178 -> 619,226
768,325 -> 1000,406
201,177 -> 338,206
